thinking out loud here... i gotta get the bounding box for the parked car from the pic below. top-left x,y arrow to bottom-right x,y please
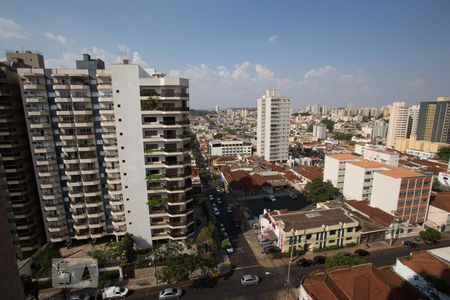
313,255 -> 327,264
240,274 -> 260,286
354,249 -> 370,257
226,206 -> 232,213
268,195 -> 276,202
403,241 -> 418,248
208,194 -> 213,200
337,251 -> 354,257
102,286 -> 129,299
159,288 -> 183,299
216,187 -> 221,192
219,223 -> 226,232
289,192 -> 297,199
259,239 -> 272,246
296,258 -> 314,268
263,246 -> 280,254
424,238 -> 439,245
213,208 -> 220,216
217,198 -> 222,204
69,295 -> 91,300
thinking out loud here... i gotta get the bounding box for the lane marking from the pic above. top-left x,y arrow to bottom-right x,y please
233,264 -> 260,271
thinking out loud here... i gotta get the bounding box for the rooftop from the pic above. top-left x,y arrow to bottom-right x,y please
327,153 -> 361,161
349,160 -> 393,169
399,251 -> 450,287
271,207 -> 357,231
378,168 -> 426,179
429,192 -> 450,212
345,200 -> 394,227
292,165 -> 324,181
301,263 -> 424,300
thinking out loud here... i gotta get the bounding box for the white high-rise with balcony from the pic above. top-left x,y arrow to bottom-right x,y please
386,102 -> 411,148
256,89 -> 290,162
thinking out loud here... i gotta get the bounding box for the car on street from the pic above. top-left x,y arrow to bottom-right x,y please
216,187 -> 221,192
226,206 -> 232,213
217,198 -> 222,204
313,255 -> 327,264
208,194 -> 213,200
268,195 -> 276,202
263,246 -> 280,254
69,295 -> 91,300
289,192 -> 297,199
159,288 -> 183,299
219,223 -> 226,232
102,286 -> 129,299
233,219 -> 240,228
337,251 -> 354,257
213,207 -> 220,216
403,241 -> 418,248
296,258 -> 314,268
424,238 -> 439,245
354,249 -> 370,257
241,274 -> 260,286
259,239 -> 272,246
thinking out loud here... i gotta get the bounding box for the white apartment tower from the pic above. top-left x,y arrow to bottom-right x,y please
312,124 -> 327,139
17,54 -> 193,247
386,102 -> 411,148
256,89 -> 290,162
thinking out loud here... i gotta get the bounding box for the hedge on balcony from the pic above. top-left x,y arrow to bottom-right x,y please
144,148 -> 161,154
147,197 -> 168,207
141,96 -> 159,110
145,173 -> 165,181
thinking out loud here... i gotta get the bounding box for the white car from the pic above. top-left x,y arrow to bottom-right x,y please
269,195 -> 276,202
219,223 -> 226,232
217,198 -> 222,204
69,295 -> 90,300
216,187 -> 221,192
226,245 -> 234,254
159,288 -> 183,299
241,274 -> 260,286
208,195 -> 214,200
226,206 -> 232,213
102,286 -> 129,299
213,208 -> 220,216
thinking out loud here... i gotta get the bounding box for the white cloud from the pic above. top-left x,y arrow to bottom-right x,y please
45,52 -> 80,68
0,17 -> 28,39
131,51 -> 147,66
406,78 -> 425,89
303,65 -> 336,80
255,64 -> 274,79
44,32 -> 72,47
267,34 -> 278,43
231,61 -> 251,79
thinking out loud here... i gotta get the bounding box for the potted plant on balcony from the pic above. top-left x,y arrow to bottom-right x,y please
141,95 -> 159,110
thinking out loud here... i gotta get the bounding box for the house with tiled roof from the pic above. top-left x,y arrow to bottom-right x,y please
427,192 -> 450,232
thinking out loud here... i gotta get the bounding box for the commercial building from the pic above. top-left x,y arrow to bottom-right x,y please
386,102 -> 411,148
260,208 -> 361,253
17,54 -> 193,247
0,53 -> 45,257
416,96 -> 450,143
312,124 -> 327,139
256,89 -> 290,162
323,153 -> 361,191
208,140 -> 252,157
371,168 -> 432,224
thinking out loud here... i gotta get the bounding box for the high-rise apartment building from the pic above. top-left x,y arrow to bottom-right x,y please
373,119 -> 388,139
312,124 -> 327,140
111,62 -> 193,247
323,153 -> 362,192
386,102 -> 411,148
17,54 -> 193,247
1,53 -> 45,257
256,89 -> 290,162
416,96 -> 450,143
409,105 -> 420,136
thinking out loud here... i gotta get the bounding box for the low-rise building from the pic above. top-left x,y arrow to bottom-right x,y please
299,263 -> 425,300
363,147 -> 399,166
208,140 -> 252,157
438,171 -> 450,187
393,250 -> 450,300
426,192 -> 450,232
260,208 -> 360,253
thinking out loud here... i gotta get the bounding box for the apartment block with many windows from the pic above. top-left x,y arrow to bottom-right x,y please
323,153 -> 362,192
371,169 -> 432,224
112,61 -> 193,247
208,140 -> 252,157
17,54 -> 126,243
256,89 -> 290,162
0,56 -> 45,257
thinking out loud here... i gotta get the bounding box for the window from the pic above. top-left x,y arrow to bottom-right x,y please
346,237 -> 352,240
306,234 -> 312,240
143,116 -> 157,123
329,240 -> 335,243
330,230 -> 336,235
347,228 -> 353,232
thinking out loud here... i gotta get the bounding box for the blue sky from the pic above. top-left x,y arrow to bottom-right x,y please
1,0 -> 450,109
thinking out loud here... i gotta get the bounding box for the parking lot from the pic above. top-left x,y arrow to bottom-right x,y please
239,193 -> 311,218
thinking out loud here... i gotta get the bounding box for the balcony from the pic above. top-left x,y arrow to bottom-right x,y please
24,83 -> 46,90
25,96 -> 48,103
72,97 -> 91,103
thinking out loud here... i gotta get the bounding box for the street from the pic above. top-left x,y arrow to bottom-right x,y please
127,188 -> 450,300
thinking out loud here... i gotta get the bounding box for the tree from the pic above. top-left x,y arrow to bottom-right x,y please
196,223 -> 217,252
332,132 -> 353,141
213,133 -> 223,139
221,239 -> 230,250
119,233 -> 135,263
32,244 -> 61,277
325,254 -> 366,268
437,147 -> 450,162
419,228 -> 441,240
306,124 -> 313,132
321,118 -> 335,132
198,168 -> 209,179
304,178 -> 341,203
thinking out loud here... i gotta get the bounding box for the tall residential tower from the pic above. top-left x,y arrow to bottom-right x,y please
256,89 -> 290,162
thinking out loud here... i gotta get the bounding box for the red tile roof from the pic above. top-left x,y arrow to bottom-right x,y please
399,251 -> 450,287
292,166 -> 323,181
345,200 -> 394,227
430,192 -> 450,212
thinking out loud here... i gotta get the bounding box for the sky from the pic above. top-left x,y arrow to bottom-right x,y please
1,0 -> 450,109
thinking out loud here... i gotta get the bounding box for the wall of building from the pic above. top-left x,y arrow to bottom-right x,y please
323,156 -> 341,189
427,205 -> 450,232
343,164 -> 366,200
371,173 -> 400,214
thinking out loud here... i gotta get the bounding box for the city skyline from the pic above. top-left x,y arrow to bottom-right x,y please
1,1 -> 450,109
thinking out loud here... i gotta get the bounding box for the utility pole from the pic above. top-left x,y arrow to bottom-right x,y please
285,229 -> 294,300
